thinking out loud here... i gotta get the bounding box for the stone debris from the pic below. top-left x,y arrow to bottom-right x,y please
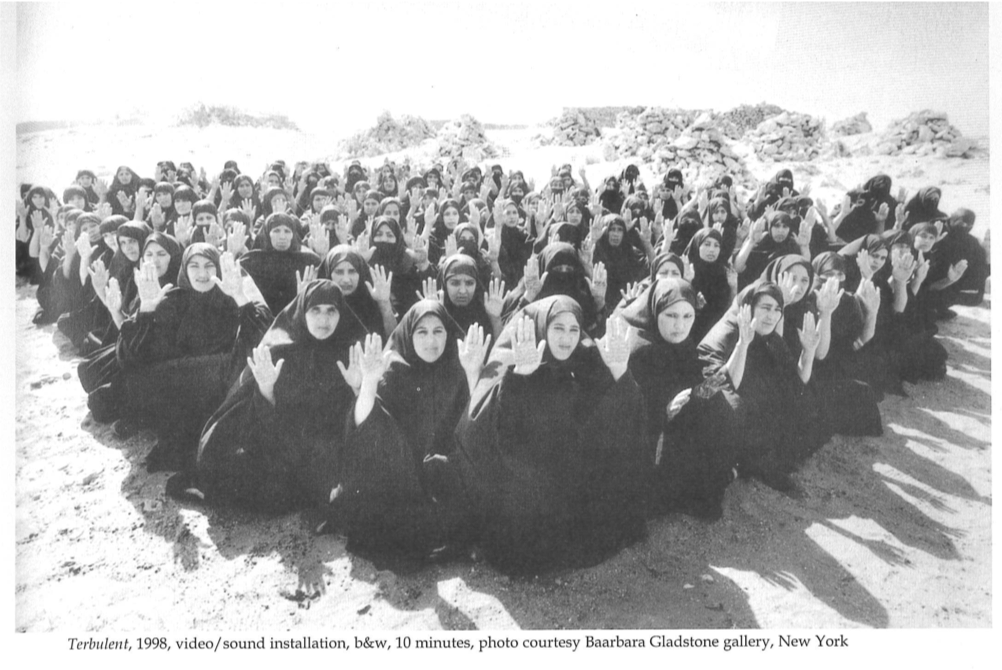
541,108 -> 602,146
831,112 -> 873,137
874,110 -> 975,158
651,112 -> 758,188
603,107 -> 703,161
435,114 -> 499,162
746,111 -> 825,162
716,103 -> 786,140
338,112 -> 436,158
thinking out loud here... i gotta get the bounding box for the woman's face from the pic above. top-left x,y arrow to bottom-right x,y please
119,236 -> 141,262
412,314 -> 448,363
784,264 -> 811,302
382,203 -> 400,222
116,167 -> 132,185
267,175 -> 281,188
817,268 -> 845,290
712,206 -> 728,225
186,255 -> 218,293
567,208 -> 583,226
657,301 -> 695,344
143,242 -> 172,278
269,224 -> 294,251
751,295 -> 783,335
890,244 -> 911,265
381,176 -> 396,191
510,185 -> 525,201
656,263 -> 682,280
155,192 -> 173,208
305,304 -> 340,340
77,175 -> 93,188
607,225 -> 624,247
175,199 -> 193,215
913,230 -> 937,253
868,248 -> 888,274
446,274 -> 476,307
363,197 -> 380,216
331,260 -> 360,295
80,219 -> 100,243
237,181 -> 253,198
770,222 -> 790,243
195,212 -> 216,228
31,193 -> 45,209
270,194 -> 288,212
426,174 -> 440,188
503,204 -> 520,228
443,206 -> 461,229
546,311 -> 581,361
312,195 -> 327,212
699,237 -> 721,262
68,195 -> 87,210
103,232 -> 119,252
605,178 -> 617,191
372,222 -> 397,244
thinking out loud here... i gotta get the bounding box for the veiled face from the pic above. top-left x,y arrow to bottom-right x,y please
412,314 -> 447,363
657,302 -> 695,344
545,311 -> 580,361
305,304 -> 340,340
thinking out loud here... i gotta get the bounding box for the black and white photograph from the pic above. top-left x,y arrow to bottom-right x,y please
6,0 -> 994,656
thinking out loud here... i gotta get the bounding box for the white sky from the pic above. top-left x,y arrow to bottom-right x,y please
12,2 -> 992,136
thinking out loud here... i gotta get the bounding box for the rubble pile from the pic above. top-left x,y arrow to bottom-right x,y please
874,110 -> 976,158
543,109 -> 602,146
338,112 -> 435,158
602,107 -> 703,161
831,112 -> 873,136
746,111 -> 825,162
716,103 -> 786,140
650,112 -> 758,187
436,114 -> 500,161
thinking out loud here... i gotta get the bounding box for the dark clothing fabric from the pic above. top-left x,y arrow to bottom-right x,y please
317,245 -> 385,337
686,228 -> 733,342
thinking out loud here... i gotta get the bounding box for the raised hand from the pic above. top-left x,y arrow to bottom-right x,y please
597,315 -> 632,380
411,234 -> 429,266
15,198 -> 28,220
308,221 -> 329,256
947,259 -> 969,283
622,207 -> 634,230
211,251 -> 245,301
135,260 -> 172,312
856,249 -> 876,279
365,264 -> 393,304
798,312 -> 821,354
778,270 -> 798,303
219,181 -> 234,206
751,216 -> 768,243
175,214 -> 193,245
697,189 -> 709,213
336,342 -> 363,392
94,178 -> 109,198
523,255 -> 543,301
856,278 -> 880,317
39,224 -> 54,250
639,216 -> 653,246
815,276 -> 844,314
458,323 -> 491,378
240,198 -> 256,220
579,234 -> 595,268
423,203 -> 437,237
29,209 -> 44,236
416,276 -> 439,302
89,258 -> 110,301
116,190 -> 134,212
894,203 -> 905,231
587,261 -> 608,305
97,202 -> 113,219
149,203 -> 165,230
912,250 -> 930,285
358,332 -> 390,384
897,186 -> 908,204
890,250 -> 916,283
726,263 -> 738,291
444,233 -> 459,258
205,222 -> 225,249
876,202 -> 890,224
682,255 -> 695,281
354,229 -> 372,260
619,281 -> 643,304
227,221 -> 248,255
75,231 -> 96,261
510,315 -> 546,375
61,227 -> 76,257
247,344 -> 284,405
736,304 -> 756,347
105,277 -> 123,315
295,265 -> 317,294
484,277 -> 506,318
486,224 -> 501,261
795,218 -> 813,250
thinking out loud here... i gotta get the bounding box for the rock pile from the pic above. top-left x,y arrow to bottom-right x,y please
602,107 -> 703,161
875,110 -> 975,158
746,111 -> 825,162
716,103 -> 786,140
544,108 -> 602,146
831,112 -> 872,136
338,112 -> 435,157
650,112 -> 757,187
436,114 -> 499,162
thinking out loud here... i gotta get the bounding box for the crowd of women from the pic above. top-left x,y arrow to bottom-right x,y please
15,157 -> 989,574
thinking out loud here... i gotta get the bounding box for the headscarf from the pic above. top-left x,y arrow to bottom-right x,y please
838,233 -> 888,293
672,208 -> 703,255
697,280 -> 786,379
761,254 -> 815,304
438,253 -> 491,334
620,277 -> 698,333
317,244 -> 380,335
369,216 -> 414,274
261,279 -> 359,351
142,232 -> 184,289
650,251 -> 685,280
532,242 -> 595,326
258,212 -> 302,252
903,186 -> 946,228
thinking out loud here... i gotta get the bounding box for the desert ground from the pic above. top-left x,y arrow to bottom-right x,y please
14,120 -> 991,631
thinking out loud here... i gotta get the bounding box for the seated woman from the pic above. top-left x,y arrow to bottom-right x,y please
617,278 -> 737,519
80,232 -> 183,424
697,281 -> 826,493
902,186 -> 946,230
319,245 -> 396,337
454,298 -> 647,574
592,215 -> 649,308
52,213 -> 116,350
686,228 -> 735,343
925,208 -> 987,311
734,211 -> 807,289
426,198 -> 467,266
85,220 -> 153,348
240,212 -> 321,315
365,215 -> 436,317
434,254 -> 504,342
333,301 -> 487,559
193,280 -> 364,511
702,196 -> 741,261
113,244 -> 272,472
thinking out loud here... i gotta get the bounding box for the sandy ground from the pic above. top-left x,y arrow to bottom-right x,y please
13,123 -> 992,631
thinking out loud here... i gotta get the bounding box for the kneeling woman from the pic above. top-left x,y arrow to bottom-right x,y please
455,297 -> 647,574
195,280 -> 364,511
333,301 -> 488,559
115,244 -> 273,472
697,282 -> 826,493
